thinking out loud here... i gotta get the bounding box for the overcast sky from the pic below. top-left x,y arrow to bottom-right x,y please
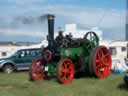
0,0 -> 126,42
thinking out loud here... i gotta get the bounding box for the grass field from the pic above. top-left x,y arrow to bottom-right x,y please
0,72 -> 127,96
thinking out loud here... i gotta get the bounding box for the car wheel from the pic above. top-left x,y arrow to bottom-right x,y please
3,64 -> 14,74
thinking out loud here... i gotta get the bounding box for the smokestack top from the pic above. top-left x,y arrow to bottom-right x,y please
47,14 -> 55,20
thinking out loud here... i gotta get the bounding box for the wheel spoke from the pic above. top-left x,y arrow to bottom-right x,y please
92,36 -> 96,41
63,62 -> 67,68
61,68 -> 66,73
96,64 -> 102,71
66,63 -> 70,68
62,74 -> 67,80
96,59 -> 100,62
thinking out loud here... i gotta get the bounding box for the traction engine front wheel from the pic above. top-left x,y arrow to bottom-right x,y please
29,58 -> 47,81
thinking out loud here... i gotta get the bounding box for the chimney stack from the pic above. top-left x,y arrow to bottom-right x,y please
47,14 -> 55,47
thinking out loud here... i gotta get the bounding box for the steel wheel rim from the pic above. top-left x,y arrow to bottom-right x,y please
93,46 -> 111,78
31,59 -> 46,80
57,59 -> 74,84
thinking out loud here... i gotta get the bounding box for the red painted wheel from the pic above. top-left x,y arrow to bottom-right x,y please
57,59 -> 75,84
29,58 -> 47,81
89,46 -> 112,78
43,49 -> 52,62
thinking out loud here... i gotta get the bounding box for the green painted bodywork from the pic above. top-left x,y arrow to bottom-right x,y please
60,47 -> 90,66
61,48 -> 83,61
41,62 -> 56,76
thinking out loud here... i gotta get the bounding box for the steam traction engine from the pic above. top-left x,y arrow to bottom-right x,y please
29,15 -> 112,84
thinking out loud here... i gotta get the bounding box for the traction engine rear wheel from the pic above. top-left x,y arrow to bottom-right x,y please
57,59 -> 75,84
29,58 -> 47,81
89,46 -> 112,78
